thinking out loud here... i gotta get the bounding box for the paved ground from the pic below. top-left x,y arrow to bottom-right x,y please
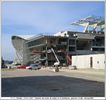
1,68 -> 105,97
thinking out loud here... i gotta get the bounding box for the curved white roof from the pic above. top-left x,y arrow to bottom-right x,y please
17,35 -> 35,40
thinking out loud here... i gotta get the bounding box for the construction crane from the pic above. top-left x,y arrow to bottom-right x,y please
51,48 -> 60,66
51,48 -> 60,72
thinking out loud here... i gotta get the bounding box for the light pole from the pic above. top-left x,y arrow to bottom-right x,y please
73,33 -> 78,54
45,39 -> 48,67
73,33 -> 78,70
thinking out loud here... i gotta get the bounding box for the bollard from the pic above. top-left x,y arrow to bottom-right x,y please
55,66 -> 59,72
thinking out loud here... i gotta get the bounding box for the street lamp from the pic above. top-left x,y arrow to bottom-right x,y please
45,39 -> 48,67
73,33 -> 78,70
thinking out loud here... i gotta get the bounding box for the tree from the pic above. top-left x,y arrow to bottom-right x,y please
1,57 -> 5,68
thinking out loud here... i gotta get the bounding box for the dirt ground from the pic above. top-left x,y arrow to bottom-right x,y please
1,68 -> 105,97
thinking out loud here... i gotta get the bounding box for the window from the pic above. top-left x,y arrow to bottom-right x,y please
27,39 -> 45,47
69,39 -> 75,45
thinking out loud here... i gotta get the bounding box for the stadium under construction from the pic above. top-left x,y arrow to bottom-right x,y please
12,16 -> 105,66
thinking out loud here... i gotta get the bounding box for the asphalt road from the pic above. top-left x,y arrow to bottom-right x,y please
1,68 -> 105,97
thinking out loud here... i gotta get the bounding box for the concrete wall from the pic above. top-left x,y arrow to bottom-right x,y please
72,54 -> 105,69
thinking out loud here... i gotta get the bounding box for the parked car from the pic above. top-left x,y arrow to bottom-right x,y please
26,63 -> 41,70
16,65 -> 28,69
10,63 -> 21,69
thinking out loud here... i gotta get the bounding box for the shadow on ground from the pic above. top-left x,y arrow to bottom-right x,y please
2,76 -> 104,97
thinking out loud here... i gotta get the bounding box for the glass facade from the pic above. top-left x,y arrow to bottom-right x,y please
27,39 -> 45,47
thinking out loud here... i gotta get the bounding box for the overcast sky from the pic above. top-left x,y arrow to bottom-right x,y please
1,1 -> 105,60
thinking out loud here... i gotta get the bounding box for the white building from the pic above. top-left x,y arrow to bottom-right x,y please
72,54 -> 105,69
